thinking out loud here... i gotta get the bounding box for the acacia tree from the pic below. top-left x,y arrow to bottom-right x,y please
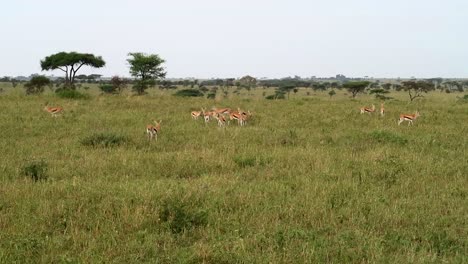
369,88 -> 392,100
278,84 -> 296,99
127,52 -> 166,95
40,52 -> 105,88
401,80 -> 435,101
343,81 -> 370,98
238,75 -> 257,90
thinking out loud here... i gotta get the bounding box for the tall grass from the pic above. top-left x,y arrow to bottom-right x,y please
0,83 -> 467,263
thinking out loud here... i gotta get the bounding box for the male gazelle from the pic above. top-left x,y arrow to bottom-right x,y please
146,120 -> 162,141
191,110 -> 202,120
398,111 -> 420,126
201,108 -> 214,124
380,103 -> 385,116
44,105 -> 64,117
229,108 -> 251,126
212,107 -> 232,115
360,104 -> 375,114
214,113 -> 226,127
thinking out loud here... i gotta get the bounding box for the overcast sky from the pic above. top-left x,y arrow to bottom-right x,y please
1,0 -> 467,78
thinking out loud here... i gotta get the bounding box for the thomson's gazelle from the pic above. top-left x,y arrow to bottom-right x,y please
360,104 -> 375,114
398,111 -> 420,126
146,120 -> 162,141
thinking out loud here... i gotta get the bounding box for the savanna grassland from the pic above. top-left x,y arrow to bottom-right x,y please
0,83 -> 467,263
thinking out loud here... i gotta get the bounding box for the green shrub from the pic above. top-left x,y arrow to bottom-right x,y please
233,156 -> 256,168
206,93 -> 216,99
22,160 -> 48,182
279,129 -> 299,146
265,92 -> 286,100
173,89 -> 204,97
99,84 -> 118,94
81,133 -> 129,147
233,155 -> 271,168
159,198 -> 208,234
368,130 -> 408,145
24,76 -> 50,95
56,89 -> 90,99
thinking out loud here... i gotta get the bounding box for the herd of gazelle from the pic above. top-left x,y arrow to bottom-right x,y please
42,101 -> 421,142
359,102 -> 421,126
191,107 -> 252,127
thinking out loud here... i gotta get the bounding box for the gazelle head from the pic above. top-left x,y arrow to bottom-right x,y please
152,119 -> 162,125
415,111 -> 420,118
371,104 -> 375,110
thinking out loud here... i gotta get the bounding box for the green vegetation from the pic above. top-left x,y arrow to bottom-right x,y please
40,52 -> 105,88
0,83 -> 467,263
21,160 -> 48,182
127,52 -> 166,95
55,89 -> 90,99
173,89 -> 204,97
80,133 -> 130,148
24,76 -> 51,95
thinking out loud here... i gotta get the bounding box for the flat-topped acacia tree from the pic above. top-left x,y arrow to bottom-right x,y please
343,81 -> 370,98
40,52 -> 105,88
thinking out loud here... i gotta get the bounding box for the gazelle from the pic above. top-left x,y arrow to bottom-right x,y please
360,104 -> 375,114
146,120 -> 162,141
201,108 -> 214,124
398,111 -> 420,126
238,108 -> 252,126
228,110 -> 242,125
380,103 -> 385,116
229,108 -> 251,126
212,107 -> 232,115
44,105 -> 64,117
214,113 -> 226,127
191,110 -> 202,120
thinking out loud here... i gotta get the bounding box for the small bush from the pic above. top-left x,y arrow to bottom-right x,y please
369,130 -> 408,145
99,84 -> 118,94
22,160 -> 48,182
265,93 -> 286,100
233,155 -> 271,168
233,156 -> 256,168
206,93 -> 216,99
81,133 -> 129,147
56,89 -> 90,100
456,94 -> 468,102
24,76 -> 50,95
159,198 -> 208,234
279,129 -> 299,146
173,89 -> 204,97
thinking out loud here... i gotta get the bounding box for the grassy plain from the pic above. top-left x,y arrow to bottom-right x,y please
0,83 -> 467,263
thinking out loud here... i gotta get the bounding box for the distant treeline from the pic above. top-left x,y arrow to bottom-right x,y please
2,75 -> 468,95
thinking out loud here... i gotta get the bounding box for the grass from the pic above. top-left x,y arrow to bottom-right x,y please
0,83 -> 467,263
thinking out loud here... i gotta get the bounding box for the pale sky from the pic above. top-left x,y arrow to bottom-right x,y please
1,0 -> 467,78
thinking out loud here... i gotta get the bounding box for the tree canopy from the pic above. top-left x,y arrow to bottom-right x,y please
237,75 -> 257,90
40,52 -> 105,88
127,52 -> 166,95
343,81 -> 370,98
401,80 -> 435,101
